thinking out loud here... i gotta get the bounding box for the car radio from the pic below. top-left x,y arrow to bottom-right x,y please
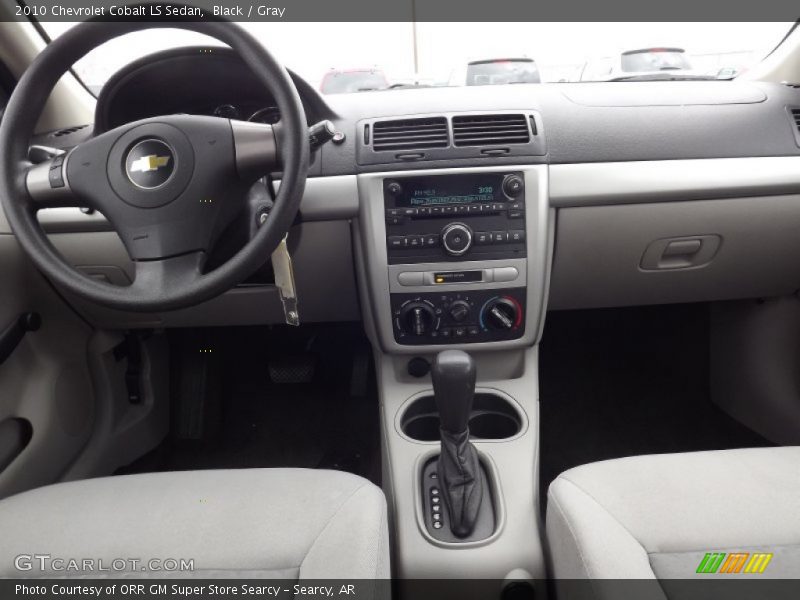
384,172 -> 526,265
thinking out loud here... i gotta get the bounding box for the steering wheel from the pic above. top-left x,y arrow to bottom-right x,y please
0,19 -> 309,312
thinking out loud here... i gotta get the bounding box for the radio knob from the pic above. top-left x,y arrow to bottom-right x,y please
448,300 -> 471,323
502,174 -> 524,198
386,181 -> 403,196
399,302 -> 437,336
441,222 -> 473,256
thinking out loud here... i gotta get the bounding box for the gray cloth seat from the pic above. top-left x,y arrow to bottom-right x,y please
546,447 -> 800,587
0,468 -> 389,579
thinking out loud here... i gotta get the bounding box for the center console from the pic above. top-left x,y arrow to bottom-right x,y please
356,165 -> 551,595
358,165 -> 550,354
384,171 -> 528,345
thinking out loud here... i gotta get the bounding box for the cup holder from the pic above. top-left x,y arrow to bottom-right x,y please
400,392 -> 523,442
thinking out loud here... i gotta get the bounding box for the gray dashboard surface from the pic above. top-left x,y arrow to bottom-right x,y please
319,81 -> 800,174
34,75 -> 800,176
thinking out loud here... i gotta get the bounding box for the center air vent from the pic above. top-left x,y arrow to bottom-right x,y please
452,114 -> 531,147
372,117 -> 449,152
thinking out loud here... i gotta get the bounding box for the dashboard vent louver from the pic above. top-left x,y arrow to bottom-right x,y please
452,114 -> 531,147
791,109 -> 800,132
51,124 -> 89,138
372,117 -> 449,152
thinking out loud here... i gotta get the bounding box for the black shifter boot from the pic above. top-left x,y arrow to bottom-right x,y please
438,427 -> 483,537
432,350 -> 483,538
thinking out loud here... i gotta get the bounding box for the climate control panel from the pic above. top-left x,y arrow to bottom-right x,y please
391,288 -> 526,345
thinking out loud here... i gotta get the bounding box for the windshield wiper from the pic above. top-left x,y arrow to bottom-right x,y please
609,73 -> 719,82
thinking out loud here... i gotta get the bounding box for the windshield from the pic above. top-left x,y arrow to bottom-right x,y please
40,22 -> 792,93
465,60 -> 541,86
621,49 -> 692,72
320,71 -> 389,94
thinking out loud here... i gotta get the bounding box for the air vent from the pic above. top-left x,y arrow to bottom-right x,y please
791,109 -> 800,132
51,124 -> 89,138
452,114 -> 531,147
372,117 -> 448,152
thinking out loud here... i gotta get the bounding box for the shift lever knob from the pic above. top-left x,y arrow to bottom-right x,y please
432,350 -> 476,434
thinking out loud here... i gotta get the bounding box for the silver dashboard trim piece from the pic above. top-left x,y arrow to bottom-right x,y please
357,164 -> 551,354
26,175 -> 361,234
388,258 -> 527,293
549,156 -> 800,207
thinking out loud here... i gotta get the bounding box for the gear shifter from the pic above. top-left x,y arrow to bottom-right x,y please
432,350 -> 483,538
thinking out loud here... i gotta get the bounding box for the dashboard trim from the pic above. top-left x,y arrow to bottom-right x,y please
549,156 -> 800,207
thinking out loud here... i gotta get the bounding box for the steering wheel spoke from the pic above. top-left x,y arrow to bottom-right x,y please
131,252 -> 205,300
25,156 -> 80,208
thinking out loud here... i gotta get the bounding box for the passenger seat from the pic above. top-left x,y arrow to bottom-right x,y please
546,447 -> 800,586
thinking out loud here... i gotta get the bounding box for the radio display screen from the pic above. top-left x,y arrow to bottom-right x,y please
386,173 -> 507,207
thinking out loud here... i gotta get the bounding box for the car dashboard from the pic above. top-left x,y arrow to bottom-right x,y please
11,47 -> 800,341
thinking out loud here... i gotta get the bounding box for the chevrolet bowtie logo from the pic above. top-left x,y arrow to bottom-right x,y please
129,154 -> 171,173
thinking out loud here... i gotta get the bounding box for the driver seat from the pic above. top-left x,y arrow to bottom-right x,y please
0,468 -> 389,579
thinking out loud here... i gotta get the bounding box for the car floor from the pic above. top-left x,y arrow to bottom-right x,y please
538,302 -> 772,509
119,304 -> 771,504
117,323 -> 381,486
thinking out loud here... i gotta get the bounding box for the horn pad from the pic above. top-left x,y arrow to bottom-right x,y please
107,122 -> 195,208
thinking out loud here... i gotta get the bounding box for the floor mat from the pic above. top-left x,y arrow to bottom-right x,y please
539,303 -> 771,503
117,323 -> 381,485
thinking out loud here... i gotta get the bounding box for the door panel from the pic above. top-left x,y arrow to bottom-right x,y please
0,233 -> 95,498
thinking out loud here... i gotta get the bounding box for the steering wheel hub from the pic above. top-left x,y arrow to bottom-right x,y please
125,139 -> 176,189
106,122 -> 195,208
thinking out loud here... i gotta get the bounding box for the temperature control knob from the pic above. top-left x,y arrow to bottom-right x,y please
482,297 -> 521,331
441,222 -> 473,256
399,302 -> 437,336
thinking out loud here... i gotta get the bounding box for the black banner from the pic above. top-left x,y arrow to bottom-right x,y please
4,579 -> 800,600
1,0 -> 800,22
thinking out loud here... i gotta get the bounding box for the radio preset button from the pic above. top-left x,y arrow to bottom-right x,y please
474,231 -> 491,245
423,234 -> 439,247
387,236 -> 407,249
